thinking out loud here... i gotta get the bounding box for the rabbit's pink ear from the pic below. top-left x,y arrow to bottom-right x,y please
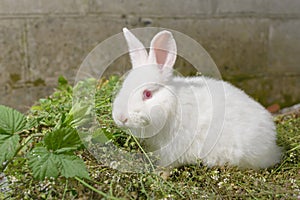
148,30 -> 177,69
123,28 -> 148,68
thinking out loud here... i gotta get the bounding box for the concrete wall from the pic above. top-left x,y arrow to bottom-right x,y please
0,0 -> 299,112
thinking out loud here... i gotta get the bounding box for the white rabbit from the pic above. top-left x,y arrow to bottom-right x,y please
112,28 -> 281,169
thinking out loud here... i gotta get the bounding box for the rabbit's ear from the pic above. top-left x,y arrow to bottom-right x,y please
123,28 -> 148,68
148,30 -> 177,69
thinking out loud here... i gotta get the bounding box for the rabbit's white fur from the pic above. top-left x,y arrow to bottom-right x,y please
112,28 -> 281,169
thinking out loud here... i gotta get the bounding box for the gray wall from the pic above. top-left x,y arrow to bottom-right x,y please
0,0 -> 299,112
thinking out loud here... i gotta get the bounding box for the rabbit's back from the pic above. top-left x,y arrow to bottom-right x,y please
163,76 -> 281,168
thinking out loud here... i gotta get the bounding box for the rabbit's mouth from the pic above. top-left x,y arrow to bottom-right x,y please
113,112 -> 150,128
126,113 -> 150,128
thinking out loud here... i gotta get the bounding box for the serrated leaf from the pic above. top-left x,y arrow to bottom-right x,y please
0,134 -> 20,167
28,147 -> 60,180
59,154 -> 90,179
44,127 -> 82,154
28,146 -> 89,180
0,105 -> 26,134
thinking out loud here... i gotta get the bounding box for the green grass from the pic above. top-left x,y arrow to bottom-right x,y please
1,76 -> 299,199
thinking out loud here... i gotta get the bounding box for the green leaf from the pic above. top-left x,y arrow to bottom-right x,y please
65,102 -> 93,128
26,117 -> 38,130
91,128 -> 110,144
44,127 -> 82,154
0,105 -> 26,134
28,146 -> 90,180
28,147 -> 60,180
58,75 -> 68,86
57,76 -> 72,92
0,134 -> 20,167
59,154 -> 90,179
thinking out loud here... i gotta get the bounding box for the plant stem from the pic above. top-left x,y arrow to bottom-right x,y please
128,130 -> 155,172
75,177 -> 123,200
62,179 -> 68,200
286,144 -> 300,153
139,174 -> 150,199
163,178 -> 185,198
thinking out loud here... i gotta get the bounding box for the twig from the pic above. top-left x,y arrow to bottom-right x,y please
75,177 -> 123,200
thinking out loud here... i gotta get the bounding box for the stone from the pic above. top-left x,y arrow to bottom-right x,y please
90,0 -> 212,17
26,16 -> 126,86
150,18 -> 270,77
269,20 -> 300,74
0,0 -> 88,15
216,0 -> 300,16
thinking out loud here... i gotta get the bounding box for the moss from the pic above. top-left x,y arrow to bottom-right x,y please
32,78 -> 46,86
24,78 -> 46,87
9,73 -> 21,83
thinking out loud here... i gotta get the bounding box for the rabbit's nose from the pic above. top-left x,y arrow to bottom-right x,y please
119,115 -> 128,124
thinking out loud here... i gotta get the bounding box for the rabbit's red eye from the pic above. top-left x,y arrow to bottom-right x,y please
143,90 -> 152,100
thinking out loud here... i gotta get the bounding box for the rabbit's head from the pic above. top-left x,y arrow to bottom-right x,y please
112,28 -> 178,134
